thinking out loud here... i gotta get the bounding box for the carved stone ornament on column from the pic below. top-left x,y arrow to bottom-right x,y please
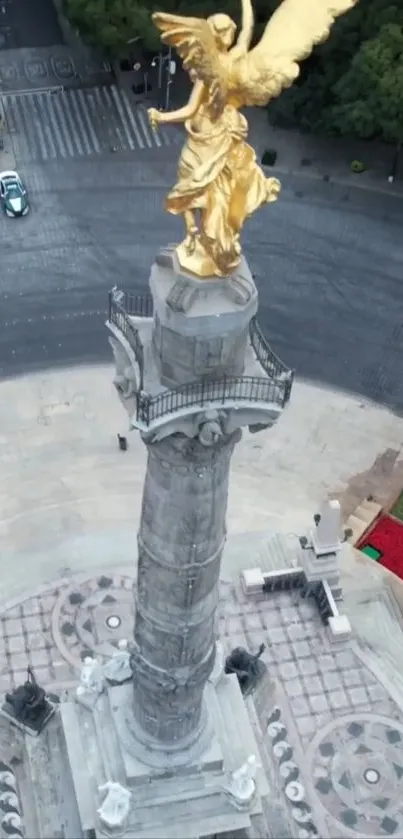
140,407 -> 233,446
97,781 -> 132,832
197,410 -> 226,447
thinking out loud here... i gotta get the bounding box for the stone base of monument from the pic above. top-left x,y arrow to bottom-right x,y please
0,699 -> 56,736
61,673 -> 269,839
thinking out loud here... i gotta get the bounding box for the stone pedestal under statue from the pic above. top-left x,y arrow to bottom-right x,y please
60,247 -> 293,838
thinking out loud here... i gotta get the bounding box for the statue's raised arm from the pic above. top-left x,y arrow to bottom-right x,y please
232,0 -> 358,107
233,0 -> 254,54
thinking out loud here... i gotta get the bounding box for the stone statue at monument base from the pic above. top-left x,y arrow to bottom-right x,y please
76,655 -> 105,709
103,640 -> 133,686
97,781 -> 132,833
1,666 -> 55,735
225,643 -> 266,696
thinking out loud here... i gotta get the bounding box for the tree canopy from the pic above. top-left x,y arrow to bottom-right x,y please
267,0 -> 403,143
63,0 -> 242,55
63,0 -> 157,54
331,22 -> 403,144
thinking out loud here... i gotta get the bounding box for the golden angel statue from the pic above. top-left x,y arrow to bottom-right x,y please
148,0 -> 357,279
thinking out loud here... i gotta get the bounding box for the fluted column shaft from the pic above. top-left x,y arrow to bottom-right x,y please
130,429 -> 240,748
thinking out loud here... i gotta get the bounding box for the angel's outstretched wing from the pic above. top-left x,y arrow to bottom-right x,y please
231,0 -> 358,107
152,12 -> 227,115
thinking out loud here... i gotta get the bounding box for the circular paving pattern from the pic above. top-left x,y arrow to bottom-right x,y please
51,576 -> 231,670
307,713 -> 403,836
52,575 -> 135,668
364,768 -> 379,785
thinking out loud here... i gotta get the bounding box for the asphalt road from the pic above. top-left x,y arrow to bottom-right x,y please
1,149 -> 403,411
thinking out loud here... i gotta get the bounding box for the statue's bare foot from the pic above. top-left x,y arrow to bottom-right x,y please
266,177 -> 281,203
184,225 -> 198,254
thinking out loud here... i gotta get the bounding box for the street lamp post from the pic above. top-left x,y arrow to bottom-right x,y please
151,47 -> 175,110
388,141 -> 401,184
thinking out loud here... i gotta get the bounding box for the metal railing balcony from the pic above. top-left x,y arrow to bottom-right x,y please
108,286 -> 295,427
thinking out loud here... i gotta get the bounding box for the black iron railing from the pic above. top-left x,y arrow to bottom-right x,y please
250,316 -> 294,405
108,289 -> 145,389
108,287 -> 295,424
250,316 -> 281,376
136,375 -> 287,426
109,289 -> 153,319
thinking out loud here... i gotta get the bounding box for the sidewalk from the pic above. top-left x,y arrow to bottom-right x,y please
246,107 -> 403,198
1,364 -> 403,607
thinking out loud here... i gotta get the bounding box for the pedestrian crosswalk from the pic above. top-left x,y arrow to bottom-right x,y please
3,85 -> 176,163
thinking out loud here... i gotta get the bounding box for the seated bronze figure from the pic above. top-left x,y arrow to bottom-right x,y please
3,666 -> 55,734
225,643 -> 265,695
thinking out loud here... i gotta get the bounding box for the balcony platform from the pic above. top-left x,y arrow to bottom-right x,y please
106,286 -> 294,435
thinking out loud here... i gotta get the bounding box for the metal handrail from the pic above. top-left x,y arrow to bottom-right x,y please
108,290 -> 145,389
110,290 -> 153,319
249,316 -> 294,404
108,287 -> 295,422
249,316 -> 288,377
136,374 -> 287,426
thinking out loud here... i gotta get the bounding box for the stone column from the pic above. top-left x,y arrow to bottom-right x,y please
129,249 -> 258,760
130,428 -> 240,751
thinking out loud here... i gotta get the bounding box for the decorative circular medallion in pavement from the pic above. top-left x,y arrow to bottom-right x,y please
307,713 -> 403,836
105,615 -> 122,630
51,575 -> 135,668
52,576 -> 231,671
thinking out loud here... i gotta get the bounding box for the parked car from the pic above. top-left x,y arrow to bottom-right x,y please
0,170 -> 29,217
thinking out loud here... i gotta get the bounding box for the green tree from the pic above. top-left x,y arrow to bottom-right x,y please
62,0 -> 159,55
267,1 -> 403,136
63,0 -> 240,57
330,22 -> 403,145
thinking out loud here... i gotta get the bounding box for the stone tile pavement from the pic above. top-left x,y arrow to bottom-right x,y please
0,570 -> 397,721
2,569 -> 403,837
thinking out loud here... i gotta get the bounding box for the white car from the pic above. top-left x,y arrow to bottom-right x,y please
0,170 -> 29,218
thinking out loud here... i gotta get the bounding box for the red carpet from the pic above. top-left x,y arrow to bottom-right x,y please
357,514 -> 403,580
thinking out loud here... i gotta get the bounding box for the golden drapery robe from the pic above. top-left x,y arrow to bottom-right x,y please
164,105 -> 270,275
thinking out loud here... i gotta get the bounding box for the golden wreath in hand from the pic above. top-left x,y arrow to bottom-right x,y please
147,108 -> 160,131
